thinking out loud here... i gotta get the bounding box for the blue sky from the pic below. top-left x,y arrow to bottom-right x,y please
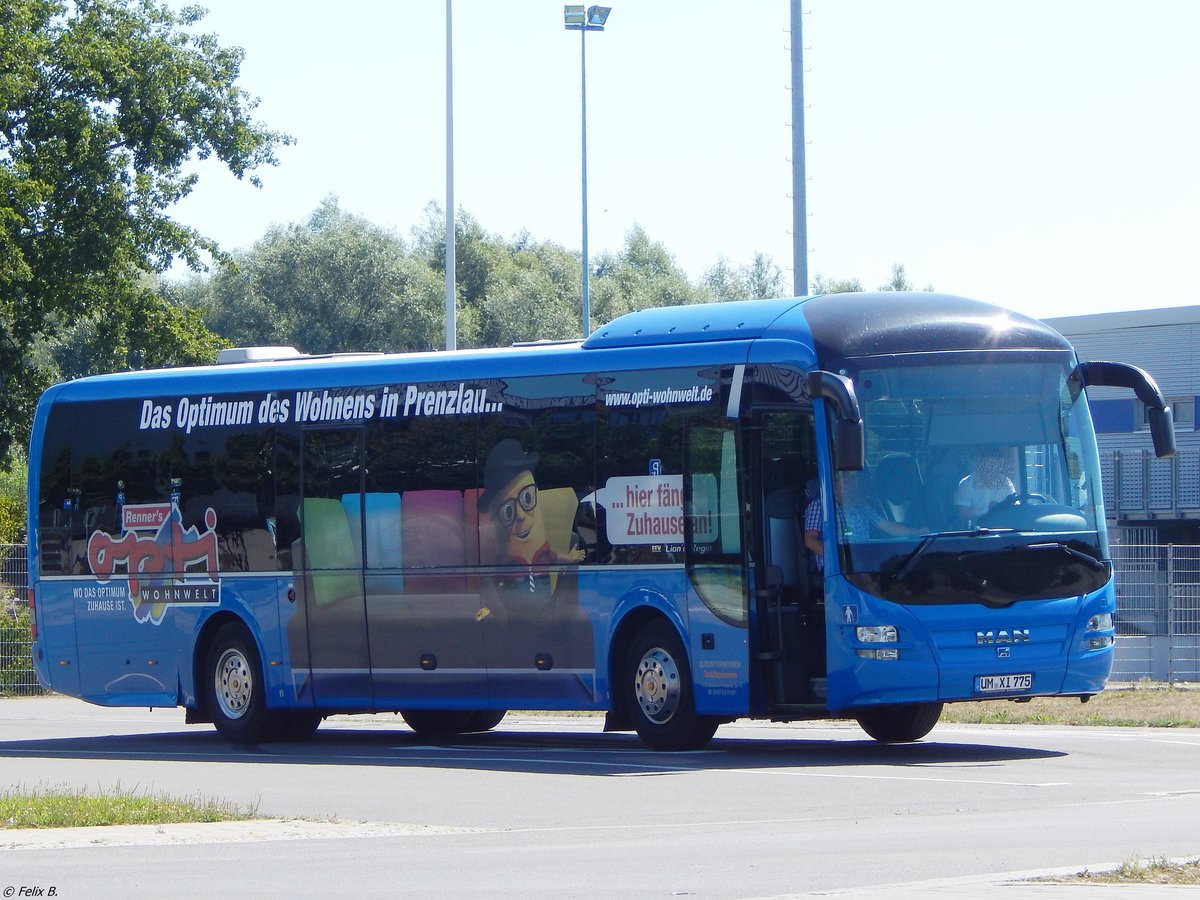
170,1 -> 1200,321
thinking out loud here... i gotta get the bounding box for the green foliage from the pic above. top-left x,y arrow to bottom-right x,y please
190,197 -> 446,354
703,253 -> 788,302
181,198 -> 932,355
0,0 -> 289,459
0,450 -> 27,543
53,275 -> 228,378
878,263 -> 934,292
590,224 -> 709,324
185,203 -> 788,354
470,236 -> 581,347
809,264 -> 933,296
810,273 -> 864,294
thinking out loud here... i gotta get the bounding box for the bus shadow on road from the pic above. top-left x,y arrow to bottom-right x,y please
0,725 -> 1067,776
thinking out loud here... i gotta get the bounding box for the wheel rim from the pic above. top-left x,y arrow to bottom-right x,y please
215,647 -> 253,720
634,646 -> 681,725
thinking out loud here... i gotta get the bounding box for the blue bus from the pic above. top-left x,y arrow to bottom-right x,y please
26,293 -> 1175,750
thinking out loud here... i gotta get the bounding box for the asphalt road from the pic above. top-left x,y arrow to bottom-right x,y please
1,697 -> 1199,898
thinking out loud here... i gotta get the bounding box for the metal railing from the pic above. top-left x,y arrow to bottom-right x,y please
0,543 -> 38,696
1111,544 -> 1200,683
1102,447 -> 1200,520
2,543 -> 1198,694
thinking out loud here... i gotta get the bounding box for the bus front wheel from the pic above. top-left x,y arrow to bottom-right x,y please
203,623 -> 279,744
623,620 -> 719,751
854,702 -> 943,743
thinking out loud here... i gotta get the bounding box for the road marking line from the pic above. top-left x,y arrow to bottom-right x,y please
0,819 -> 494,852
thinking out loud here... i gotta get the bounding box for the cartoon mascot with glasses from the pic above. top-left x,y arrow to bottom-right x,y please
479,438 -> 586,595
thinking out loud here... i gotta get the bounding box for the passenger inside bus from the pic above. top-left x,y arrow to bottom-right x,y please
803,470 -> 926,574
763,462 -> 807,591
875,452 -> 933,532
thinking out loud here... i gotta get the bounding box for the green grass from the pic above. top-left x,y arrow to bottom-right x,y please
0,784 -> 258,829
939,683 -> 1200,728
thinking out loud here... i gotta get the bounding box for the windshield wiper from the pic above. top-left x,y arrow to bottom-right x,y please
892,528 -> 1017,582
1028,541 -> 1106,571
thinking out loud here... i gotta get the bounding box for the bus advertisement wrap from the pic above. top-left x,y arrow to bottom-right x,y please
26,293 -> 1173,750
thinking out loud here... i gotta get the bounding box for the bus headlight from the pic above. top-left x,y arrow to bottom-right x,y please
855,625 -> 899,660
856,648 -> 900,660
1085,612 -> 1114,649
856,625 -> 898,643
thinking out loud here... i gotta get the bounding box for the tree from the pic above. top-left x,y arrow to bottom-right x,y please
703,253 -> 787,302
53,275 -> 227,379
408,206 -> 580,347
469,235 -> 581,347
0,0 -> 289,462
809,265 -> 934,296
192,198 -> 446,354
0,449 -> 26,544
810,274 -> 864,294
878,263 -> 933,292
590,225 -> 707,323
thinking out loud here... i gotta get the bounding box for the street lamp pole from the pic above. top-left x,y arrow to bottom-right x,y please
564,5 -> 611,339
790,0 -> 808,297
445,0 -> 456,350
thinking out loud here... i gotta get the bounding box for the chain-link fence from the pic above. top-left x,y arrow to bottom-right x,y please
1111,544 -> 1200,683
2,543 -> 1198,694
1,542 -> 39,696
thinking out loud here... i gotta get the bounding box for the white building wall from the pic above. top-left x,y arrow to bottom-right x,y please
1045,307 -> 1200,455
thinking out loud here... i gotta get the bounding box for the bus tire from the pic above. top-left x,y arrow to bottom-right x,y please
465,710 -> 507,732
400,709 -> 479,737
623,619 -> 719,751
203,623 -> 277,744
854,702 -> 943,743
274,710 -> 323,742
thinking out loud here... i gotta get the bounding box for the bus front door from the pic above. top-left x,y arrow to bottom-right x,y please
753,409 -> 826,707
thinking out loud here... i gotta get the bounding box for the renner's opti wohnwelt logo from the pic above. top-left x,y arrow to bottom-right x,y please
87,505 -> 222,625
121,503 -> 170,531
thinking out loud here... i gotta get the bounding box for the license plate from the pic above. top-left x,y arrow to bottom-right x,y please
975,673 -> 1032,693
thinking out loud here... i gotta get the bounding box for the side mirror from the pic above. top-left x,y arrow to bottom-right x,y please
1079,361 -> 1177,459
807,371 -> 865,471
1148,406 -> 1176,459
834,419 -> 865,472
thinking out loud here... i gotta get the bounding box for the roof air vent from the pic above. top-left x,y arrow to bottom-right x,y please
216,346 -> 306,365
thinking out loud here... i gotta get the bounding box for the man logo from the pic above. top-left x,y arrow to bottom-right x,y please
976,629 -> 1031,645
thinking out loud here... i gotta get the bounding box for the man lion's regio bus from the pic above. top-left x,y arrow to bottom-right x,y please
27,293 -> 1176,750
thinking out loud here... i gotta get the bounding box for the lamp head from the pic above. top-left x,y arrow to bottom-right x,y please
564,4 -> 611,30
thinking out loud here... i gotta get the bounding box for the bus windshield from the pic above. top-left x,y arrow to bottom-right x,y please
832,350 -> 1110,606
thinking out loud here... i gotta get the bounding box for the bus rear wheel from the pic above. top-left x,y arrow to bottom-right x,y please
854,702 -> 943,743
623,620 -> 719,751
204,623 -> 278,744
401,709 -> 506,737
466,710 -> 507,732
